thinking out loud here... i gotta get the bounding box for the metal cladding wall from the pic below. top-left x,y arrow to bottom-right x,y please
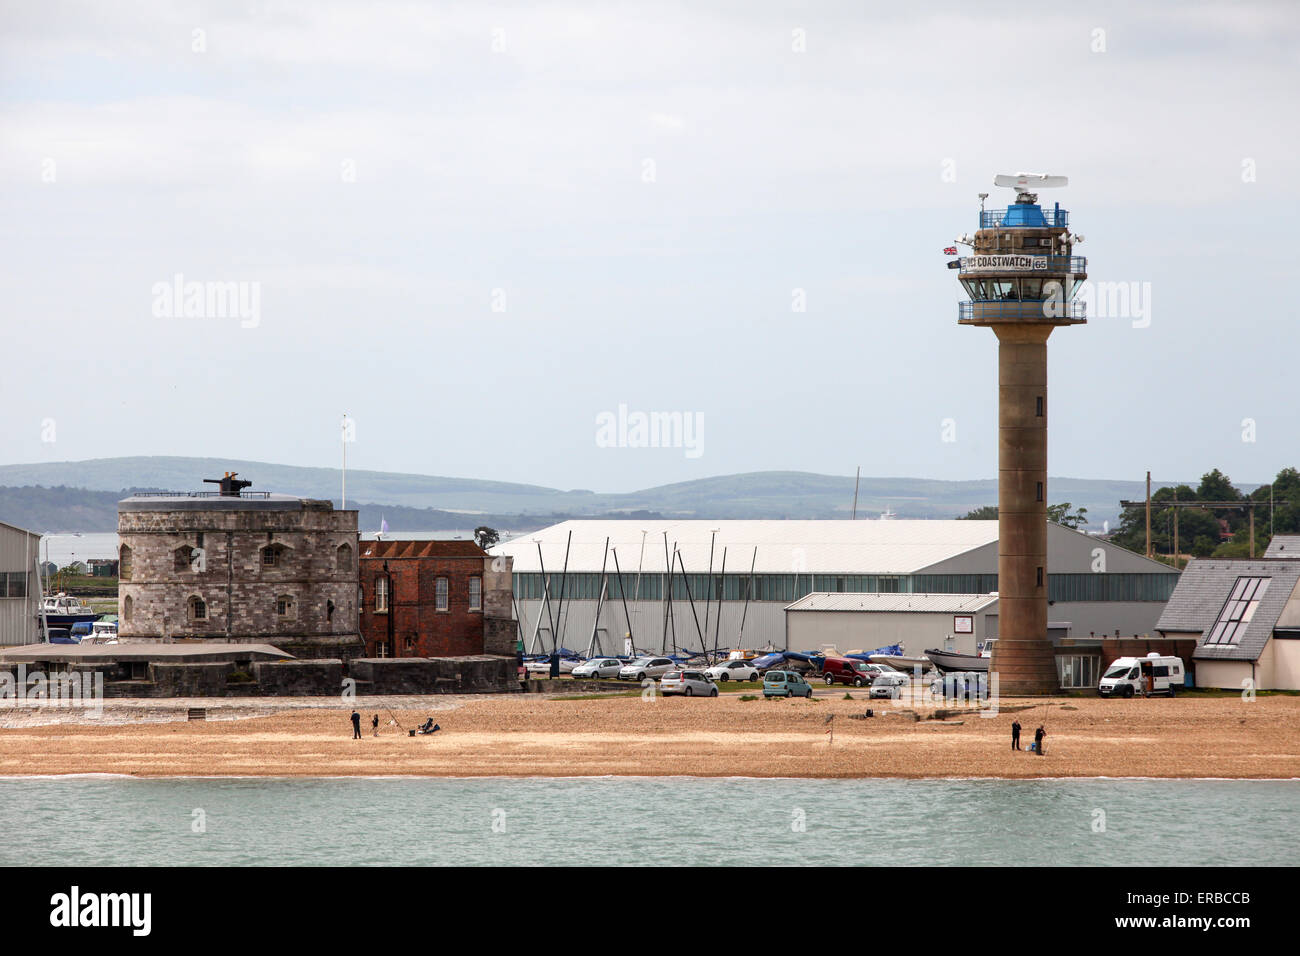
0,522 -> 40,646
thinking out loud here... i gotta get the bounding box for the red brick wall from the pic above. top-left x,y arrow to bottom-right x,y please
359,555 -> 485,657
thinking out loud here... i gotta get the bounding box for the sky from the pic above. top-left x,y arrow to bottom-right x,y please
1,0 -> 1297,493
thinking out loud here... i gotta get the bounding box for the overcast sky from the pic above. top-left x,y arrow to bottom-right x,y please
2,0 -> 1297,493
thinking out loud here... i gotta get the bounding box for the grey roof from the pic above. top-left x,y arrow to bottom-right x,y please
118,493 -> 318,512
1155,559 -> 1300,662
785,592 -> 998,614
0,642 -> 292,663
1264,535 -> 1300,558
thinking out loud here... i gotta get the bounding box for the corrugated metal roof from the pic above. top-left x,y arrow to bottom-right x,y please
1264,535 -> 1300,558
494,519 -> 1000,575
784,592 -> 999,614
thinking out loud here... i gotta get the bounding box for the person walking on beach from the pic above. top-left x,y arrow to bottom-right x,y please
1034,725 -> 1046,756
371,714 -> 379,737
1011,720 -> 1022,751
351,710 -> 362,740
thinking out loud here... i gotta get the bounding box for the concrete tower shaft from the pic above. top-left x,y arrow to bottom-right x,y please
951,181 -> 1087,694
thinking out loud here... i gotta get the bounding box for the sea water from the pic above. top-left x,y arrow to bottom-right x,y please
0,776 -> 1295,866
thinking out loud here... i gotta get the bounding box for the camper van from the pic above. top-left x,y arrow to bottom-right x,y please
1098,653 -> 1185,698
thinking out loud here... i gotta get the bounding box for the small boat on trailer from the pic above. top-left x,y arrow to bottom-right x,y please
924,648 -> 990,674
39,593 -> 98,629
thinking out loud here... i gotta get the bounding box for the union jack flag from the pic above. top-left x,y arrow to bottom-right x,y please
943,246 -> 958,255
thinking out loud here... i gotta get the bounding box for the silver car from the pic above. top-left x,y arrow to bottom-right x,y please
571,657 -> 623,679
659,669 -> 719,697
617,657 -> 676,681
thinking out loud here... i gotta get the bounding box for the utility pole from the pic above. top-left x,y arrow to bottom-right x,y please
1173,487 -> 1179,569
851,466 -> 860,520
1145,471 -> 1152,559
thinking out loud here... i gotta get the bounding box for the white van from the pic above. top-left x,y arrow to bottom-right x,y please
1098,653 -> 1185,698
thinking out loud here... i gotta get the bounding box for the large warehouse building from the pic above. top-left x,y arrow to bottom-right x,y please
494,519 -> 1180,662
0,520 -> 41,647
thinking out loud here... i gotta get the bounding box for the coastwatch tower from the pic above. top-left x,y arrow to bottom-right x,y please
950,173 -> 1087,694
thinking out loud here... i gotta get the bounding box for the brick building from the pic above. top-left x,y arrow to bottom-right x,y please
359,539 -> 515,658
117,476 -> 362,659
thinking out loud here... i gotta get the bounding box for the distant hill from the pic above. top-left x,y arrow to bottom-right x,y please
0,456 -> 1186,533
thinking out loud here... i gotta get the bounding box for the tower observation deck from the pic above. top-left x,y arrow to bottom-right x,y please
950,173 -> 1087,695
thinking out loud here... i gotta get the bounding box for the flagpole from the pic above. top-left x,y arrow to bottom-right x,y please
341,413 -> 348,509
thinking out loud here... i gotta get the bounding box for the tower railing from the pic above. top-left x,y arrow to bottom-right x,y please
980,208 -> 1069,229
958,300 -> 1087,321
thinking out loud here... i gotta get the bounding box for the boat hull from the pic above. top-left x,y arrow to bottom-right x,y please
924,648 -> 990,674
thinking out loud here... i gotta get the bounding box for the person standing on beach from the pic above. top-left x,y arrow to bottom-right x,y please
1034,725 -> 1045,756
351,710 -> 362,739
1011,720 -> 1021,751
371,714 -> 379,737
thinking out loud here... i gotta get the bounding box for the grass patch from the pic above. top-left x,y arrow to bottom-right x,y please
739,694 -> 758,702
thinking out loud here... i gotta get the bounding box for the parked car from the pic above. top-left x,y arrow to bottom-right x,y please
763,670 -> 814,698
704,660 -> 761,682
618,657 -> 677,681
820,656 -> 876,687
869,678 -> 903,700
571,658 -> 623,679
524,656 -> 581,676
660,669 -> 719,697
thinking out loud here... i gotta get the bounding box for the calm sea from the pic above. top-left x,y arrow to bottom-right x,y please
0,777 -> 1294,866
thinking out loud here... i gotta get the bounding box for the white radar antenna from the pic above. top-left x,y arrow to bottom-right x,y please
994,172 -> 1068,196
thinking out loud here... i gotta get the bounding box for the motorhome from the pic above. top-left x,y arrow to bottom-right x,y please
1098,653 -> 1185,698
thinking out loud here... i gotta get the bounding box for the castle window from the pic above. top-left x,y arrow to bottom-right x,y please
375,577 -> 389,614
468,576 -> 482,612
435,577 -> 449,611
327,599 -> 335,622
336,543 -> 352,572
1036,481 -> 1044,502
119,545 -> 132,582
276,595 -> 296,619
123,595 -> 133,622
262,544 -> 285,568
188,595 -> 208,621
174,545 -> 200,572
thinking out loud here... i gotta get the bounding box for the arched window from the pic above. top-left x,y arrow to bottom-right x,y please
276,594 -> 296,620
174,545 -> 199,572
119,545 -> 133,582
123,595 -> 133,622
188,595 -> 208,622
261,543 -> 286,568
336,543 -> 353,572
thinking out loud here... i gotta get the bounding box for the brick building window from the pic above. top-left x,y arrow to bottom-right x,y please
188,595 -> 207,621
119,545 -> 132,582
469,576 -> 482,611
262,544 -> 285,567
435,577 -> 449,611
337,543 -> 352,571
276,594 -> 296,620
375,577 -> 389,613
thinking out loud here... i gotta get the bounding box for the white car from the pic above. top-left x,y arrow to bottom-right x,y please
617,657 -> 677,681
525,656 -> 580,676
659,669 -> 719,697
571,658 -> 622,679
704,660 -> 760,683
